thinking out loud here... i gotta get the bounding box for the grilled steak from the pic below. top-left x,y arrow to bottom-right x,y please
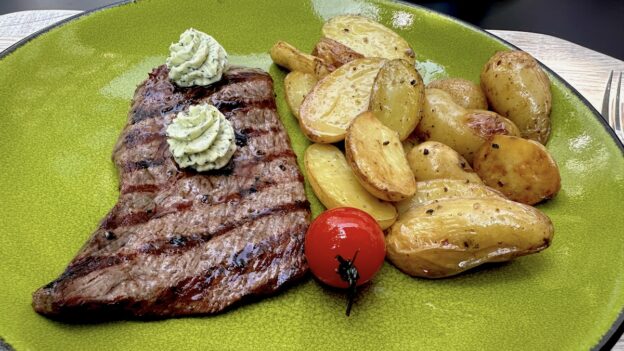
32,65 -> 310,319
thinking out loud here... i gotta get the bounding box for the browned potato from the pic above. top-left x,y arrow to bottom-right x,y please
284,71 -> 317,120
299,58 -> 385,143
369,59 -> 425,140
406,141 -> 482,183
311,37 -> 364,71
345,112 -> 416,202
415,88 -> 520,163
270,41 -> 330,78
304,143 -> 397,229
322,15 -> 416,64
395,179 -> 504,215
427,78 -> 488,110
473,135 -> 561,205
386,196 -> 554,278
480,51 -> 552,144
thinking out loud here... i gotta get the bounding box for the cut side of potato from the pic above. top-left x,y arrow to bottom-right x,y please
299,58 -> 385,143
304,143 -> 397,229
270,41 -> 330,78
406,141 -> 482,184
395,179 -> 504,215
386,196 -> 554,278
345,112 -> 416,202
473,135 -> 561,205
370,59 -> 425,141
284,71 -> 317,120
322,15 -> 415,65
311,37 -> 364,71
427,78 -> 488,110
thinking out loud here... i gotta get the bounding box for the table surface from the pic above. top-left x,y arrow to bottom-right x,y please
0,9 -> 623,351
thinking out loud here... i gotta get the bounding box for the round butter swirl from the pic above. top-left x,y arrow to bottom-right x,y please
166,104 -> 236,171
166,28 -> 228,87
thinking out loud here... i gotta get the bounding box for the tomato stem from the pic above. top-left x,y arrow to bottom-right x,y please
336,250 -> 360,316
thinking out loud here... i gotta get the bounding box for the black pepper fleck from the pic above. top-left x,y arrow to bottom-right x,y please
383,141 -> 390,146
104,231 -> 116,240
492,143 -> 500,149
426,209 -> 434,215
423,148 -> 429,155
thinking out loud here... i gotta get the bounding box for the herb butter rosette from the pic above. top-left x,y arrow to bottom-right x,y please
166,28 -> 228,87
166,103 -> 236,171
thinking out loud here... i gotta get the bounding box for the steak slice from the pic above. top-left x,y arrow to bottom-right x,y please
32,65 -> 310,319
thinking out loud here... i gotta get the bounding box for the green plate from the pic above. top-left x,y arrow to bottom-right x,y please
1,0 -> 623,350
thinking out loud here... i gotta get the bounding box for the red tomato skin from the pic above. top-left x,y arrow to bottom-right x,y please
304,207 -> 386,288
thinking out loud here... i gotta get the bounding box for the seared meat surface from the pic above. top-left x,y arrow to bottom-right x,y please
32,65 -> 310,319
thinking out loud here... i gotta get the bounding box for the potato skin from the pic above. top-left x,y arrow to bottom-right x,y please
480,50 -> 552,144
473,135 -> 561,205
406,141 -> 482,183
299,58 -> 385,143
386,197 -> 554,278
427,78 -> 487,110
284,71 -> 317,120
311,37 -> 364,71
370,59 -> 425,141
270,41 -> 330,78
304,143 -> 397,229
322,15 -> 416,64
345,112 -> 416,202
395,179 -> 503,215
415,88 -> 520,163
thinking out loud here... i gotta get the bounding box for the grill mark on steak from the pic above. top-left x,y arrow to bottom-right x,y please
32,65 -> 310,319
46,201 -> 308,288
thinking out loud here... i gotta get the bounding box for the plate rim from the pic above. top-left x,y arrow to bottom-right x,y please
0,0 -> 622,349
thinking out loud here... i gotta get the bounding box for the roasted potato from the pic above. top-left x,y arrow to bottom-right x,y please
369,59 -> 425,140
299,58 -> 385,143
395,179 -> 504,215
284,71 -> 317,120
480,50 -> 552,144
305,143 -> 397,229
322,15 -> 416,65
345,112 -> 416,202
473,135 -> 561,205
427,78 -> 488,110
270,41 -> 330,78
386,196 -> 554,278
406,141 -> 482,183
311,37 -> 364,71
415,88 -> 520,163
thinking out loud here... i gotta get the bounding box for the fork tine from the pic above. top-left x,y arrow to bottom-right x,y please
615,72 -> 622,134
602,70 -> 614,120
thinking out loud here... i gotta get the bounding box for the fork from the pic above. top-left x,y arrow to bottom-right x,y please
601,70 -> 623,142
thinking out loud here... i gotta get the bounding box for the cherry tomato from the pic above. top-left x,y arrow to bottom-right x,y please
304,207 -> 386,289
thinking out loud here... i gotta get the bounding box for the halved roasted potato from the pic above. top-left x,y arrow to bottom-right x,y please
304,143 -> 397,229
322,15 -> 415,65
311,37 -> 364,71
415,88 -> 520,163
406,141 -> 482,183
395,179 -> 504,215
299,58 -> 385,143
370,59 -> 425,140
386,196 -> 554,278
480,51 -> 552,144
284,71 -> 317,120
473,135 -> 561,205
345,112 -> 416,202
427,78 -> 488,110
270,40 -> 330,78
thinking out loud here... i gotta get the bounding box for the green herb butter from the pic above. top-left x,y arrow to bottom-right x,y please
166,103 -> 236,171
166,28 -> 228,87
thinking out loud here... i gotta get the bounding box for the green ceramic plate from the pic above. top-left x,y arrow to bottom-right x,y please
1,0 -> 623,350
